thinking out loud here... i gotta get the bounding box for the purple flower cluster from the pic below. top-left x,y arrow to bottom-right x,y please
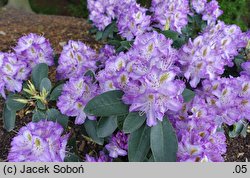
176,116 -> 227,162
199,76 -> 250,125
179,21 -> 247,87
85,131 -> 128,162
169,96 -> 227,162
14,33 -> 54,68
191,0 -> 223,25
150,0 -> 190,33
0,52 -> 29,98
0,33 -> 54,98
201,0 -> 223,25
57,40 -> 97,80
191,0 -> 207,14
87,0 -> 117,30
8,120 -> 69,162
57,76 -> 99,125
116,1 -> 151,40
87,0 -> 151,40
98,31 -> 185,126
105,131 -> 128,158
87,0 -> 223,40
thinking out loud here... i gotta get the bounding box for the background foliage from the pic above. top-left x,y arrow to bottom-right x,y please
218,0 -> 250,31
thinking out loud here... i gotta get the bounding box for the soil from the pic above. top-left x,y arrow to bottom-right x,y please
0,7 -> 102,54
0,7 -> 249,162
224,133 -> 250,162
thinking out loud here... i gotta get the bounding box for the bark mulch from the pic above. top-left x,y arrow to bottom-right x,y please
0,7 -> 101,53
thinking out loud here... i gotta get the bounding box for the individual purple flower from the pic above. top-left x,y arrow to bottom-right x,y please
117,2 -> 151,40
105,131 -> 128,158
179,21 -> 247,87
85,151 -> 112,162
191,0 -> 207,14
202,0 -> 223,25
0,52 -> 29,98
150,0 -> 190,33
14,33 -> 54,68
87,0 -> 118,30
57,76 -> 99,124
57,40 -> 97,80
8,120 -> 69,162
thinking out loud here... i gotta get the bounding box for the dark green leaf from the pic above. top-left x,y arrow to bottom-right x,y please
39,77 -> 52,92
3,104 -> 16,132
36,100 -> 46,110
172,38 -> 186,49
84,70 -> 96,82
123,112 -> 146,133
46,109 -> 69,129
128,124 -> 151,162
161,30 -> 179,39
240,122 -> 248,138
161,30 -> 186,49
108,40 -> 121,48
182,88 -> 195,102
50,84 -> 64,101
67,134 -> 77,153
31,63 -> 49,89
116,46 -> 127,53
32,110 -> 46,123
6,94 -> 26,111
89,27 -> 98,34
234,55 -> 246,72
150,118 -> 178,162
64,153 -> 81,162
97,116 -> 117,138
84,120 -> 104,145
120,41 -> 132,50
95,31 -> 103,41
117,115 -> 127,130
102,21 -> 116,40
147,155 -> 155,162
84,90 -> 129,117
53,54 -> 60,66
229,121 -> 245,138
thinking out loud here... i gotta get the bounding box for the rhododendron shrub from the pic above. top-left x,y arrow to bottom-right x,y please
1,0 -> 249,162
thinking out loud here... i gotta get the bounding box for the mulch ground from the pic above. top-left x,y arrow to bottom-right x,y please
0,7 -> 101,53
224,133 -> 250,162
0,7 -> 249,162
